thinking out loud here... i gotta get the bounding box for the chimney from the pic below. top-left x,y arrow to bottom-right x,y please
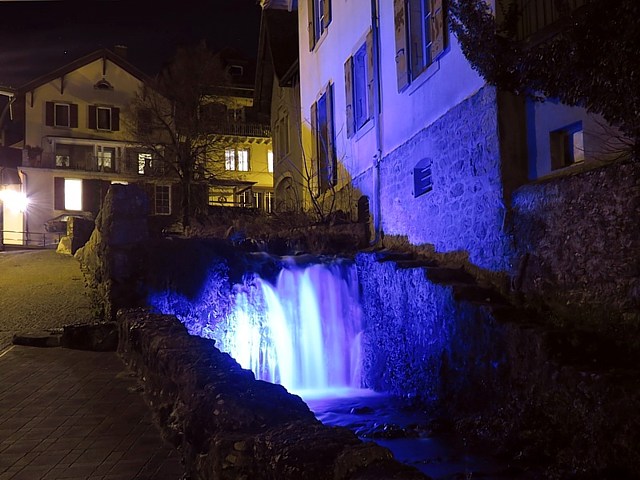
113,45 -> 128,59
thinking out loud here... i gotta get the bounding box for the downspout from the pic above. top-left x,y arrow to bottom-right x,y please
369,0 -> 383,247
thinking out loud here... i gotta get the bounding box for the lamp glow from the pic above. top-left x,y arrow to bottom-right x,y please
0,190 -> 29,212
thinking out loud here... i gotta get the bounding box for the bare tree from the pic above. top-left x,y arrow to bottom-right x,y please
126,42 -> 233,229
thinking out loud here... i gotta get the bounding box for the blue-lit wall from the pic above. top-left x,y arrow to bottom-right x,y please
373,86 -> 513,272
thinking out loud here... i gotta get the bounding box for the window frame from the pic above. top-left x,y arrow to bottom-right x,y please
154,184 -> 171,215
308,0 -> 332,50
311,83 -> 337,195
394,0 -> 446,91
54,103 -> 70,128
345,31 -> 375,138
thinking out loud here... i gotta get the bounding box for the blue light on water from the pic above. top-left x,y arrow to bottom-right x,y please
211,260 -> 363,393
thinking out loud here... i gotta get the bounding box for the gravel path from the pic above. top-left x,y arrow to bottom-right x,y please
0,249 -> 96,350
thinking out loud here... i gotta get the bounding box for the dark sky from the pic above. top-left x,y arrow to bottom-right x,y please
0,0 -> 262,88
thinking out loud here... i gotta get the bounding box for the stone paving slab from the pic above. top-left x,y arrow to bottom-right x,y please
0,345 -> 184,480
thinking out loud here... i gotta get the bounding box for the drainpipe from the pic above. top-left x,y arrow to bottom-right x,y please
369,0 -> 383,247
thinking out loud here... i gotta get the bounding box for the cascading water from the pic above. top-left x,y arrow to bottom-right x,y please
211,259 -> 363,393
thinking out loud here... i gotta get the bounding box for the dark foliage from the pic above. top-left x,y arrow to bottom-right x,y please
449,0 -> 640,150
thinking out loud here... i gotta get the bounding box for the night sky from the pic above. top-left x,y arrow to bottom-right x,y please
0,0 -> 262,88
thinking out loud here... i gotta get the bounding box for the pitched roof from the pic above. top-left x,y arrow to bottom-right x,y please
17,48 -> 153,93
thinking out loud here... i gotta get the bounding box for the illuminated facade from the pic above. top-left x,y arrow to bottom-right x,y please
205,50 -> 274,212
296,0 -> 623,271
0,48 -> 179,246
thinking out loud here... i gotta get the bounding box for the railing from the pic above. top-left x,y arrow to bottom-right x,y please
1,230 -> 63,249
517,0 -> 588,40
209,122 -> 271,138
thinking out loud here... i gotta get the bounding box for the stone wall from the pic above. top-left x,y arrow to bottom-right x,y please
378,86 -> 513,273
75,184 -> 150,320
511,159 -> 640,328
356,252 -> 640,478
117,309 -> 428,480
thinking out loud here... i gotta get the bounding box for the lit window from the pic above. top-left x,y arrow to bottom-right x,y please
97,107 -> 112,130
267,150 -> 274,173
550,122 -> 585,169
55,155 -> 70,168
55,103 -> 70,127
64,179 -> 82,211
155,185 -> 171,215
138,153 -> 152,175
225,149 -> 235,171
237,149 -> 249,172
253,191 -> 263,209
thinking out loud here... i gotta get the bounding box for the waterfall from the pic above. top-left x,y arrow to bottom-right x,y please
211,259 -> 363,393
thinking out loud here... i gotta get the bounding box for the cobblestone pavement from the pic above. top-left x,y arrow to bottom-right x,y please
0,249 -> 95,350
0,249 -> 185,479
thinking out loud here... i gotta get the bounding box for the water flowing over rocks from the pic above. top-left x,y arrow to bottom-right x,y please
117,309 -> 429,480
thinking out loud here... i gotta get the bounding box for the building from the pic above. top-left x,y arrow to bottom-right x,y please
0,48 -> 180,246
294,0 -> 624,272
254,1 -> 304,213
205,49 -> 274,213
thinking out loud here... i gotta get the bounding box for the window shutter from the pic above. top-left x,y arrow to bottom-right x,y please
45,102 -> 54,126
322,0 -> 332,30
409,0 -> 424,75
70,104 -> 78,128
82,179 -> 98,214
430,0 -> 446,60
54,177 -> 65,210
344,56 -> 354,139
394,0 -> 410,92
326,83 -> 336,187
366,29 -> 375,122
112,107 -> 120,131
310,101 -> 318,194
307,0 -> 316,50
88,106 -> 97,129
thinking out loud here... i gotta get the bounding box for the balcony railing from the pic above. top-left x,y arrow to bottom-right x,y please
516,0 -> 588,40
209,122 -> 271,138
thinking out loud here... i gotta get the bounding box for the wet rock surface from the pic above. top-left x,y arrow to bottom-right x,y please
117,309 -> 430,480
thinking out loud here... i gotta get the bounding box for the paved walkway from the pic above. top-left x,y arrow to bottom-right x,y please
0,249 -> 185,479
0,346 -> 184,480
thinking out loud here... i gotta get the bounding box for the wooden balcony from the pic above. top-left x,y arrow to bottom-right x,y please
516,0 -> 588,42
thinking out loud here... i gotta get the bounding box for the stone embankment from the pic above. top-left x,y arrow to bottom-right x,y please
116,309 -> 428,480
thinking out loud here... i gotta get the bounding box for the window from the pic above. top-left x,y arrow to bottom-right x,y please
238,190 -> 252,207
225,149 -> 236,171
550,122 -> 585,169
412,158 -> 433,197
97,146 -> 115,172
394,0 -> 446,91
345,32 -> 374,137
225,148 -> 250,171
138,153 -> 152,175
64,179 -> 83,211
237,149 -> 250,172
45,102 -> 78,128
277,112 -> 290,157
88,105 -> 120,131
155,185 -> 171,215
267,150 -> 274,173
308,0 -> 331,50
55,104 -> 70,127
265,191 -> 274,213
311,84 -> 336,195
253,191 -> 263,209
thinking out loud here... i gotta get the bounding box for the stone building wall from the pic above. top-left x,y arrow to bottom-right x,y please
510,159 -> 640,325
377,86 -> 513,273
356,252 -> 640,477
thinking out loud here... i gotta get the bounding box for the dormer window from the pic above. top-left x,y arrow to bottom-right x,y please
94,78 -> 113,90
228,65 -> 244,77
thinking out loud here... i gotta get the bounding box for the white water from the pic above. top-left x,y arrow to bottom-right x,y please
213,260 -> 363,393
